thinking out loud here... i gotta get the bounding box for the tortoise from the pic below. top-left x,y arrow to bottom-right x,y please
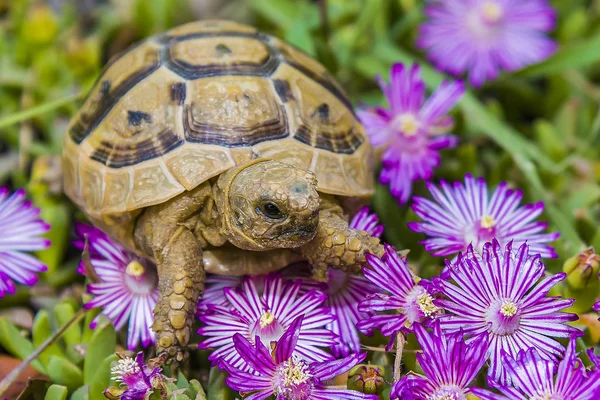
62,20 -> 383,363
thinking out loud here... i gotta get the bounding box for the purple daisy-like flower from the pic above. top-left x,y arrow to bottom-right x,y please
409,174 -> 560,259
391,322 -> 489,400
434,240 -> 581,384
74,223 -> 158,350
357,63 -> 464,203
198,273 -> 336,371
417,0 -> 557,87
0,188 -> 50,297
357,244 -> 438,341
106,352 -> 165,400
350,206 -> 384,238
222,315 -> 378,400
472,338 -> 600,400
196,275 -> 244,314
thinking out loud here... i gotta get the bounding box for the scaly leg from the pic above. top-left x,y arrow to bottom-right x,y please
134,185 -> 209,365
301,196 -> 384,281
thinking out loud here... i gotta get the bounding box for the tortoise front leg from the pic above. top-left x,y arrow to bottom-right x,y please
134,185 -> 210,365
152,227 -> 204,363
301,196 -> 384,281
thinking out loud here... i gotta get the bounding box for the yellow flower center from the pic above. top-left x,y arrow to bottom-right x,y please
393,114 -> 420,136
125,260 -> 145,277
480,215 -> 496,229
260,312 -> 275,328
500,300 -> 518,317
280,358 -> 312,386
417,292 -> 438,317
482,2 -> 503,22
273,356 -> 313,395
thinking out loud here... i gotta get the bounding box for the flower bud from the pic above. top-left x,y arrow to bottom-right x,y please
22,5 -> 58,45
563,247 -> 600,291
103,386 -> 125,399
347,364 -> 385,395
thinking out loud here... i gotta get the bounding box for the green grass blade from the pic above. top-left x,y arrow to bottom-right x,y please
0,91 -> 83,131
519,32 -> 600,78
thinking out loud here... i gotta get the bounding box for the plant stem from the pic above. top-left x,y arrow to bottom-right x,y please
0,91 -> 83,131
0,308 -> 87,397
394,332 -> 405,382
316,0 -> 329,39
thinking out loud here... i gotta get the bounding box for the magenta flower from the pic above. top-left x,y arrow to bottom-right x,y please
221,315 -> 378,400
434,240 -> 581,384
0,188 -> 50,297
350,206 -> 384,237
198,273 -> 336,371
74,223 -> 158,350
357,244 -> 438,341
107,352 -> 165,400
472,338 -> 600,400
409,174 -> 559,259
357,63 -> 464,203
418,0 -> 557,87
196,275 -> 243,314
391,322 -> 489,400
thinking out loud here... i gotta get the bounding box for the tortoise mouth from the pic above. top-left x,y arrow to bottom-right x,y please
273,224 -> 317,246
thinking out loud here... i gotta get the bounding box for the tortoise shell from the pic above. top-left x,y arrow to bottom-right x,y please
63,20 -> 374,219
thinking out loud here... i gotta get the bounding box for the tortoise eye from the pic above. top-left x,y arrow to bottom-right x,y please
259,201 -> 284,219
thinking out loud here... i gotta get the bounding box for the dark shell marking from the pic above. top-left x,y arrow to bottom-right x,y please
70,28 -> 365,168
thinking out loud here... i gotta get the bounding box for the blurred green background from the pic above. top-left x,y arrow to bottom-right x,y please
1,0 -> 600,397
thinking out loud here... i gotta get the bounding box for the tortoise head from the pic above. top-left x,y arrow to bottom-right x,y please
216,160 -> 320,251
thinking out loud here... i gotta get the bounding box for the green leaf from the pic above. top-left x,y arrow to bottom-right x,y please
32,310 -> 65,368
284,22 -> 316,56
81,307 -> 102,344
89,354 -> 118,400
53,302 -> 81,346
0,91 -> 82,130
171,395 -> 192,400
47,355 -> 84,392
177,371 -> 190,388
190,380 -> 207,400
207,366 -> 235,400
70,385 -> 90,400
44,384 -> 69,400
35,201 -> 71,276
519,32 -> 600,78
83,319 -> 116,384
15,378 -> 51,400
0,317 -> 46,373
372,182 -> 406,248
248,0 -> 297,27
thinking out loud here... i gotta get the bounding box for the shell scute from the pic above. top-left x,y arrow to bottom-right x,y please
102,169 -> 131,211
165,145 -> 235,191
80,163 -> 104,210
167,36 -> 274,79
184,76 -> 288,146
128,162 -> 184,210
85,69 -> 185,168
69,41 -> 162,145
